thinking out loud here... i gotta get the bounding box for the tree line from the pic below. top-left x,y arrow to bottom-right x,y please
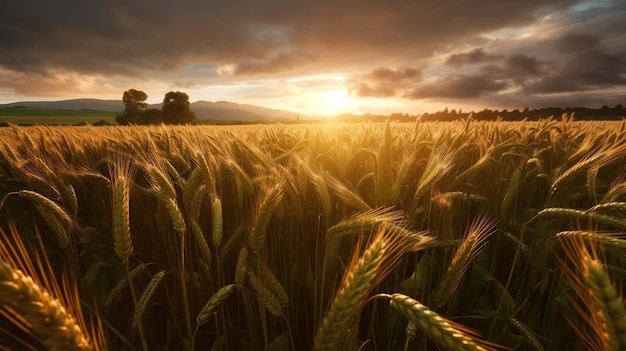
331,104 -> 625,123
116,89 -> 196,125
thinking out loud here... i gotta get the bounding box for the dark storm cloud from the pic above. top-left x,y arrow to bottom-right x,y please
479,53 -> 553,82
0,0 -> 576,78
524,33 -> 626,94
349,66 -> 422,97
408,74 -> 508,99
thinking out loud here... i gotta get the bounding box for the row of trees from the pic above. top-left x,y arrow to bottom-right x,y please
331,104 -> 625,123
116,89 -> 196,125
420,104 -> 625,121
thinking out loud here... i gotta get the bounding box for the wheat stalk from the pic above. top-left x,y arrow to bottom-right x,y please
375,121 -> 393,205
509,318 -> 545,351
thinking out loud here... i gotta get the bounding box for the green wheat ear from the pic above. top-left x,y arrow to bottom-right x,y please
388,293 -> 498,351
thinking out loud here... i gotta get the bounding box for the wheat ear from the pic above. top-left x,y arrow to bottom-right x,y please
104,262 -> 149,310
17,190 -> 73,248
434,216 -> 496,307
248,269 -> 288,317
234,247 -> 248,288
314,234 -> 386,351
538,207 -> 626,229
558,232 -> 626,351
132,270 -> 166,329
0,259 -> 93,350
250,181 -> 283,255
389,293 -> 491,351
326,208 -> 404,240
211,197 -> 223,248
190,219 -> 212,267
196,284 -> 236,326
413,151 -> 453,201
111,178 -> 133,266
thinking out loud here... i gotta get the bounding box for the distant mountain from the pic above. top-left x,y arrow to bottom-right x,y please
0,98 -> 302,122
0,99 -> 124,112
190,101 -> 299,121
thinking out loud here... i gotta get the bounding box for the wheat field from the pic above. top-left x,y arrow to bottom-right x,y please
0,117 -> 625,350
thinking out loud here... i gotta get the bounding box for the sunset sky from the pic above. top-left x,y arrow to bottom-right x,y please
1,0 -> 625,116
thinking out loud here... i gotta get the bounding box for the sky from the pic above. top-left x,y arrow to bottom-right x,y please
1,0 -> 625,117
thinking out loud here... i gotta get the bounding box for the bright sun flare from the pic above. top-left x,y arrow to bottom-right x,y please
323,89 -> 352,114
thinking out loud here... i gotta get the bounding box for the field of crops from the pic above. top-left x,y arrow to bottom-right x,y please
0,108 -> 117,125
0,118 -> 625,350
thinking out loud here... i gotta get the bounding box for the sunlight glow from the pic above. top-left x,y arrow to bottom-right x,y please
323,89 -> 353,115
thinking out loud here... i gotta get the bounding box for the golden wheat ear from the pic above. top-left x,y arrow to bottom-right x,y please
434,215 -> 497,307
0,260 -> 93,350
557,232 -> 626,351
314,224 -> 432,351
0,223 -> 104,350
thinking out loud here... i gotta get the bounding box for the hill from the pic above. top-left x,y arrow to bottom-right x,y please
0,99 -> 301,123
190,101 -> 298,121
0,99 -> 124,112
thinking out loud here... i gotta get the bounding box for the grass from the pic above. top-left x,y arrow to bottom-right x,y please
0,108 -> 117,125
0,118 -> 624,350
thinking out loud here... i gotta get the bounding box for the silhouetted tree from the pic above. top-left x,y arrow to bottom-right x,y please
144,108 -> 163,124
117,89 -> 148,125
162,91 -> 196,124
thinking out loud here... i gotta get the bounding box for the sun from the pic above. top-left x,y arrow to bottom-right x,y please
323,89 -> 352,115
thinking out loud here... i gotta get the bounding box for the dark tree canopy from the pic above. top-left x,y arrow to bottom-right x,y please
162,91 -> 196,125
116,89 -> 197,125
117,89 -> 148,125
143,108 -> 163,124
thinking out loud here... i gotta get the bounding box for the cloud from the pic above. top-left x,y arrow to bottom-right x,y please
349,66 -> 422,97
0,0 -> 624,113
369,67 -> 421,81
523,33 -> 626,93
234,51 -> 317,76
408,74 -> 508,99
446,48 -> 501,67
0,1 -> 576,77
350,82 -> 397,98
